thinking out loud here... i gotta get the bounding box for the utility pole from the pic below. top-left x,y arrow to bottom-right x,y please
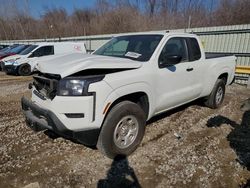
188,15 -> 192,29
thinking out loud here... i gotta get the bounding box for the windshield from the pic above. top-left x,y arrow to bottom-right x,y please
19,45 -> 38,55
0,47 -> 11,53
0,44 -> 19,53
9,45 -> 30,54
93,34 -> 163,61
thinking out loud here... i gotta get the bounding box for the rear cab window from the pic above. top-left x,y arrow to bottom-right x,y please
186,38 -> 201,61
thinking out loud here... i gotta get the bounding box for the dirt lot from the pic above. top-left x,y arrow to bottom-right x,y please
0,71 -> 250,188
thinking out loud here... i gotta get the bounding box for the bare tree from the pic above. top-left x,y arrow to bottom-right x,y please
0,0 -> 250,40
148,0 -> 157,17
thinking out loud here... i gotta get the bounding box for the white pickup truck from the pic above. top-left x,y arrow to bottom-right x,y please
21,32 -> 236,158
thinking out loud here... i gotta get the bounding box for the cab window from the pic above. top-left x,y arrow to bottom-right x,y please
159,37 -> 188,65
29,46 -> 54,57
187,38 -> 201,61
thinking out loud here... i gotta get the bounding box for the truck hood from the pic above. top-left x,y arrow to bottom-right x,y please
35,53 -> 143,78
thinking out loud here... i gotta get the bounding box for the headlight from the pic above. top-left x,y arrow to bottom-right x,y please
13,61 -> 19,66
58,79 -> 85,96
57,75 -> 104,96
4,61 -> 14,65
4,60 -> 19,66
4,59 -> 19,66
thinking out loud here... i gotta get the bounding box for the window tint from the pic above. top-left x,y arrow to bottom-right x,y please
159,37 -> 188,63
31,46 -> 54,57
43,46 -> 54,55
187,38 -> 201,61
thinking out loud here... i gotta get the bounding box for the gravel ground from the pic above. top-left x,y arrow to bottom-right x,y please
0,71 -> 250,188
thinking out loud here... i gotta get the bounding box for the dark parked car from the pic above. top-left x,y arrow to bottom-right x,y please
0,44 -> 30,71
0,45 -> 9,51
0,44 -> 19,53
0,44 -> 31,59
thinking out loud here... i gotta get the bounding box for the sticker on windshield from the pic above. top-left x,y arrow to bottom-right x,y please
125,51 -> 142,59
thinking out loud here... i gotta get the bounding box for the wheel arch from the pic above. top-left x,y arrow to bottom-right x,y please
17,63 -> 31,76
99,87 -> 153,134
218,72 -> 228,84
105,91 -> 150,119
201,69 -> 230,97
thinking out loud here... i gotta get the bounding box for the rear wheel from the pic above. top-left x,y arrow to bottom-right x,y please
97,101 -> 146,158
204,79 -> 226,109
18,64 -> 31,76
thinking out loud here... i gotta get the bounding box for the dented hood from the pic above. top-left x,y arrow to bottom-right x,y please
35,53 -> 143,78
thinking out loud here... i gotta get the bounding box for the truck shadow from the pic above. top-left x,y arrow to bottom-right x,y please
206,110 -> 250,169
97,155 -> 141,188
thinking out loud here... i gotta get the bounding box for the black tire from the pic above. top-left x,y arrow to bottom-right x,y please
18,64 -> 31,76
204,79 -> 226,109
97,101 -> 146,159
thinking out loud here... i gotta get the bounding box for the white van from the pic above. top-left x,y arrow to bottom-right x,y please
2,42 -> 86,75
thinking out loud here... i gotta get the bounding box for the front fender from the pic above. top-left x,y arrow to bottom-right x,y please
103,82 -> 155,121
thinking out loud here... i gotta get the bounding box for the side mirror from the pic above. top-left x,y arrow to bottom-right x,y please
28,53 -> 34,58
159,54 -> 182,68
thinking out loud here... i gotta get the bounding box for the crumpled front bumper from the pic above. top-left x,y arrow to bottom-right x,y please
21,96 -> 100,146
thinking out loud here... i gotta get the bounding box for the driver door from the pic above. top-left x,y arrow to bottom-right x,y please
155,37 -> 199,113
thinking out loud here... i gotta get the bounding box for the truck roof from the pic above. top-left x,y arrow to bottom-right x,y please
116,31 -> 197,38
32,41 -> 84,46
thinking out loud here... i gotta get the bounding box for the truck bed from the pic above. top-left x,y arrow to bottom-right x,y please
205,52 -> 233,59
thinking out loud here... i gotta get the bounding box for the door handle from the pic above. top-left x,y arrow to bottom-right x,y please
186,68 -> 193,72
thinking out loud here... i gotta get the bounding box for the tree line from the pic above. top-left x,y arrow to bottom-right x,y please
0,0 -> 250,40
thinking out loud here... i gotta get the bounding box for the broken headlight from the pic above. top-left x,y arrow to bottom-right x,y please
57,75 -> 104,96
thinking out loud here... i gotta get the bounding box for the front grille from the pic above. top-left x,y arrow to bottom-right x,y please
3,65 -> 14,72
33,73 -> 60,99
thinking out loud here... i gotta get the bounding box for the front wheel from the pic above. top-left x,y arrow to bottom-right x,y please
204,79 -> 226,109
97,101 -> 146,159
18,64 -> 31,76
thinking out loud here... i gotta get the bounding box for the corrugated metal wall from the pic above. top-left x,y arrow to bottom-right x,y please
183,24 -> 250,84
191,24 -> 250,67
